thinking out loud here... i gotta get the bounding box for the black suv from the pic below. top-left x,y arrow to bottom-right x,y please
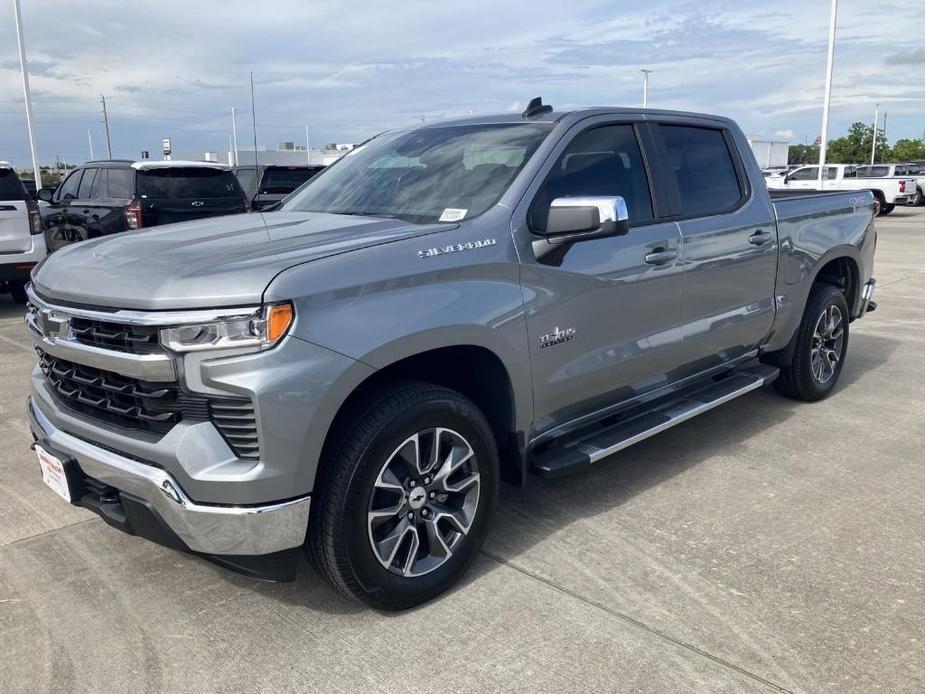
38,160 -> 248,251
233,164 -> 324,211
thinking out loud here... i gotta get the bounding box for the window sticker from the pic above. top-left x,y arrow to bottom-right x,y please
439,208 -> 468,222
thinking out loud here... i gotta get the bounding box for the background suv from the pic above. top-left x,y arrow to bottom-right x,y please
39,160 -> 248,251
234,164 -> 324,210
0,161 -> 45,303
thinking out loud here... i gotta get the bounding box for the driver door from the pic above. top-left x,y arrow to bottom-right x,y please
517,121 -> 685,434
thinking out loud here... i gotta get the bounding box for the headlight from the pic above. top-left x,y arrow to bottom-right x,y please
159,302 -> 294,353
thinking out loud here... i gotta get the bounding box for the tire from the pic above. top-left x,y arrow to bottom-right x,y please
912,188 -> 924,207
879,203 -> 895,216
307,381 -> 499,610
773,284 -> 849,402
9,284 -> 27,305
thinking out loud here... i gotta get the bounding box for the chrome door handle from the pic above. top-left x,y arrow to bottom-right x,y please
748,230 -> 773,246
644,248 -> 678,265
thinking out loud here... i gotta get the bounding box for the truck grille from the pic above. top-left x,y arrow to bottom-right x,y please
69,317 -> 161,354
37,350 -> 260,458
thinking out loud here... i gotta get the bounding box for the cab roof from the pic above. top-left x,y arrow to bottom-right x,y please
131,160 -> 232,171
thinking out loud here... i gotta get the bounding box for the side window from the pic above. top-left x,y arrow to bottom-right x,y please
90,169 -> 106,198
660,125 -> 744,216
790,167 -> 816,181
844,167 -> 857,179
824,167 -> 838,180
529,124 -> 653,231
77,168 -> 98,199
106,168 -> 133,198
56,170 -> 83,201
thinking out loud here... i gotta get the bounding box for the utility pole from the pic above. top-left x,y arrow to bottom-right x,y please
231,107 -> 239,166
816,0 -> 838,191
250,72 -> 258,168
87,130 -> 94,160
12,0 -> 42,189
100,94 -> 112,158
305,125 -> 310,165
870,104 -> 879,164
881,112 -> 887,158
640,68 -> 652,108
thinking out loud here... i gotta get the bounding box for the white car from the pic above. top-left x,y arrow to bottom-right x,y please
766,163 -> 916,214
0,162 -> 46,303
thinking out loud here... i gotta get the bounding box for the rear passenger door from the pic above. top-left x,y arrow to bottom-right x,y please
653,122 -> 777,373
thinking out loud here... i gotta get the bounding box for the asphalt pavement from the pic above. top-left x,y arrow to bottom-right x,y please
1,207 -> 923,693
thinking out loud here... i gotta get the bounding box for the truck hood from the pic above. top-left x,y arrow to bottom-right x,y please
32,212 -> 453,310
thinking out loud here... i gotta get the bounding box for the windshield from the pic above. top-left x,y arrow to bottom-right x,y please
137,168 -> 241,199
283,123 -> 552,223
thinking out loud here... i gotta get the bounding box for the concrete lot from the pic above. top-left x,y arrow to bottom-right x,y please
1,208 -> 923,693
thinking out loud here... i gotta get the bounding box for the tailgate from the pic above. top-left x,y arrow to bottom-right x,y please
142,198 -> 245,226
0,200 -> 30,253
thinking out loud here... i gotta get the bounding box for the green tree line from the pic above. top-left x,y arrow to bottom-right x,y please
788,122 -> 925,165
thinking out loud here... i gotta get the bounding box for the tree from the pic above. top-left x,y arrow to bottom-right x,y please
826,121 -> 889,164
891,138 -> 925,162
788,144 -> 819,165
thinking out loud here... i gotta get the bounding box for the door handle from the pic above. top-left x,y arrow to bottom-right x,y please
644,248 -> 678,265
748,230 -> 773,246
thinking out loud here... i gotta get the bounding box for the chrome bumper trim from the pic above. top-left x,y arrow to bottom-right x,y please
28,397 -> 309,556
27,328 -> 177,381
858,278 -> 876,317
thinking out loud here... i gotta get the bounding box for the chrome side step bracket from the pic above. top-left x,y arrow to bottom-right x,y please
529,363 -> 779,478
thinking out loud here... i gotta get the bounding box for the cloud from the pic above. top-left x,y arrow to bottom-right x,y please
774,130 -> 795,140
886,48 -> 925,65
0,0 -> 924,166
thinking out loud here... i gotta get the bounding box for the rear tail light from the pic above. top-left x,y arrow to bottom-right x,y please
26,199 -> 42,235
124,199 -> 143,229
899,180 -> 906,193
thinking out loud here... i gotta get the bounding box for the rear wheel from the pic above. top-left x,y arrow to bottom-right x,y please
774,284 -> 849,402
307,382 -> 499,610
912,187 -> 923,207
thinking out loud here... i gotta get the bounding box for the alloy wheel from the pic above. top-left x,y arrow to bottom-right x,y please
811,304 -> 844,384
367,427 -> 480,578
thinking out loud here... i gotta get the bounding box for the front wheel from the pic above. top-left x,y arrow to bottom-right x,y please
879,203 -> 895,216
307,382 -> 499,610
774,284 -> 849,402
912,188 -> 923,207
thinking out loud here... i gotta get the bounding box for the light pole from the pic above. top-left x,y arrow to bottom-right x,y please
816,0 -> 838,190
12,0 -> 41,189
640,68 -> 652,108
87,130 -> 94,160
870,103 -> 879,165
231,107 -> 239,166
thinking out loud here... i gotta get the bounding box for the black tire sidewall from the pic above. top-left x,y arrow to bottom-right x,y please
338,392 -> 498,608
793,286 -> 850,400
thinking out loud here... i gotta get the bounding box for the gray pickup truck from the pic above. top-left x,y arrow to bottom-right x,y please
26,100 -> 878,609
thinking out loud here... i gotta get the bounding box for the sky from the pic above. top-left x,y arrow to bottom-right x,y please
1,0 -> 923,168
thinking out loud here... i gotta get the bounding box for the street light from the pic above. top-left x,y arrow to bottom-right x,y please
870,103 -> 879,165
231,107 -> 239,166
640,68 -> 652,108
817,0 -> 838,190
12,0 -> 41,189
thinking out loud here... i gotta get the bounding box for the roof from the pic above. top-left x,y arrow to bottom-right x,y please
0,161 -> 13,170
131,160 -> 231,171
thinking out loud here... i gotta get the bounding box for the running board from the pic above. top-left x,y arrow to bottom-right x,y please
529,364 -> 779,478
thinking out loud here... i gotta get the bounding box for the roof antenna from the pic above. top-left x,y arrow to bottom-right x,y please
522,97 -> 552,119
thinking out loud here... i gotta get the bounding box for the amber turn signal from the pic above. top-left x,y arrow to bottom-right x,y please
267,303 -> 294,341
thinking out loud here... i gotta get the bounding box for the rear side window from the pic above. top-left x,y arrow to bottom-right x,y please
259,167 -> 321,195
529,124 -> 654,231
0,168 -> 27,201
136,168 -> 241,199
56,170 -> 83,200
106,168 -> 134,198
660,125 -> 744,216
77,168 -> 98,199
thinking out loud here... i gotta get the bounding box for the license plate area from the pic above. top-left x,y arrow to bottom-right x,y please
35,442 -> 77,503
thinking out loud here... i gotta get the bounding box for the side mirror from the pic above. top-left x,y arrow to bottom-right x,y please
36,188 -> 54,203
533,196 -> 629,265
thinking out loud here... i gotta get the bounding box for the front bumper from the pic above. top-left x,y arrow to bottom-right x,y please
28,396 -> 310,558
